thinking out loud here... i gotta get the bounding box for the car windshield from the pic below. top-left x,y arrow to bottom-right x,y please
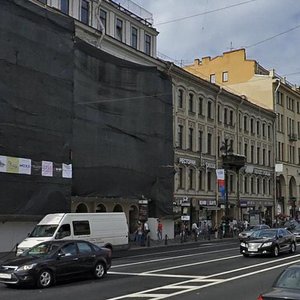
29,225 -> 58,237
274,268 -> 300,290
244,226 -> 258,232
22,243 -> 59,257
251,229 -> 276,239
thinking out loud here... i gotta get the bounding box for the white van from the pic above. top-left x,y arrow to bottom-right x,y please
16,213 -> 129,255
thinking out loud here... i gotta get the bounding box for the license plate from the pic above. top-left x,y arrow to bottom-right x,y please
249,247 -> 258,252
0,273 -> 11,279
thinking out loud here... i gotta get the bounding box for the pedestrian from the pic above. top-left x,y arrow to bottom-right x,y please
214,224 -> 218,239
136,222 -> 143,246
192,222 -> 198,241
157,219 -> 163,240
180,222 -> 186,242
144,221 -> 150,244
202,221 -> 208,240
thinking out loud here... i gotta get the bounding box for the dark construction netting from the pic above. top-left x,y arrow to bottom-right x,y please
73,39 -> 174,217
0,0 -> 174,218
0,0 -> 74,217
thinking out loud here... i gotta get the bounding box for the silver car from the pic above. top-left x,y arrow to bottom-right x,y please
238,224 -> 270,241
257,264 -> 300,299
290,224 -> 300,242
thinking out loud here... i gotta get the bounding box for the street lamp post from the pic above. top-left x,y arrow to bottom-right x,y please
220,139 -> 246,237
220,139 -> 233,237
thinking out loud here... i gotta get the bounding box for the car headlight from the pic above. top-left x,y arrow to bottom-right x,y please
262,242 -> 273,247
16,248 -> 24,256
240,242 -> 246,247
17,263 -> 37,271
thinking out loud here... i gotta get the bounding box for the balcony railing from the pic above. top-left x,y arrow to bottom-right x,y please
288,133 -> 298,141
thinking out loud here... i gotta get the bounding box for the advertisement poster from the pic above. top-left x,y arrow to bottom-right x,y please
42,161 -> 53,177
0,155 -> 7,173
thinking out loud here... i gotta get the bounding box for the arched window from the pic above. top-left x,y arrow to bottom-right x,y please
75,203 -> 88,213
96,204 -> 106,212
113,204 -> 123,212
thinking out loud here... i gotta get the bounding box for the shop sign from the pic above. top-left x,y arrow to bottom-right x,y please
205,162 -> 216,169
181,215 -> 190,221
240,200 -> 256,207
180,196 -> 190,206
138,204 -> 148,222
179,158 -> 196,166
199,200 -> 217,206
263,201 -> 274,206
253,168 -> 271,176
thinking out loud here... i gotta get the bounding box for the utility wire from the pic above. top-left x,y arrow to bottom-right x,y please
155,0 -> 257,26
245,23 -> 300,49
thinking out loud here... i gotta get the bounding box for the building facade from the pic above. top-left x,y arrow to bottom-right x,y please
169,64 -> 276,229
34,0 -> 157,59
0,0 -> 173,252
184,49 -> 300,220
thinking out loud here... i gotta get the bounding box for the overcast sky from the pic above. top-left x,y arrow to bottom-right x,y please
134,0 -> 300,86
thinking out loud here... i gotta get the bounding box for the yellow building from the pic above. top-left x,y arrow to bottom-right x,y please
184,49 -> 275,109
185,49 -> 300,221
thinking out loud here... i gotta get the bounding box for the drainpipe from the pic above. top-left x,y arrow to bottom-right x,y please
215,87 -> 222,227
95,0 -> 105,49
237,97 -> 245,221
273,80 -> 281,221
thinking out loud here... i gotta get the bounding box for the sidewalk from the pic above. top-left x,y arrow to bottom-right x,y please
129,234 -> 237,250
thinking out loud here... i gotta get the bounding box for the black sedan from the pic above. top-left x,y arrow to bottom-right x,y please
0,240 -> 112,288
240,228 -> 297,257
238,224 -> 270,241
257,264 -> 300,299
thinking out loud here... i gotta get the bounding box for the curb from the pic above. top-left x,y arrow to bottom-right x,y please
128,236 -> 237,250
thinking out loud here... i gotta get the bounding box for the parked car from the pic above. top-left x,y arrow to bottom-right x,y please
257,264 -> 300,299
240,228 -> 297,257
238,224 -> 270,241
290,224 -> 300,242
0,240 -> 112,288
283,219 -> 299,231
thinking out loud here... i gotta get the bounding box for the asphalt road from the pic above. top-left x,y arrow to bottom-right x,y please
1,240 -> 300,300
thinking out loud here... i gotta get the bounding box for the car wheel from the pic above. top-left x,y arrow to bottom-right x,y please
94,262 -> 106,279
273,246 -> 279,257
37,269 -> 53,288
243,253 -> 249,257
290,242 -> 296,254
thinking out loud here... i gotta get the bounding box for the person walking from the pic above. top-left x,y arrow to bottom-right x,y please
192,222 -> 198,241
143,221 -> 150,245
136,222 -> 143,246
157,219 -> 163,240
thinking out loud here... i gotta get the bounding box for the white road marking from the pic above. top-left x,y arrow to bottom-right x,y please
107,254 -> 300,300
124,242 -> 237,259
142,254 -> 241,274
112,247 -> 237,268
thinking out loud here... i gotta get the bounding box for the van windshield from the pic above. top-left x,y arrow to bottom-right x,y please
29,225 -> 58,237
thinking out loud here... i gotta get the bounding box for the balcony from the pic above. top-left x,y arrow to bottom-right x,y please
288,133 -> 298,141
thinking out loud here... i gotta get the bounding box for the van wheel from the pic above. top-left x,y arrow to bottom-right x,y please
37,269 -> 53,288
94,262 -> 106,279
273,246 -> 279,257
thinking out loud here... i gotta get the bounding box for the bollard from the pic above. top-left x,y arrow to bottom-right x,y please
147,235 -> 150,247
164,234 -> 168,245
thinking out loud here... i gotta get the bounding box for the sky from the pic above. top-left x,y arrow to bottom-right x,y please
133,0 -> 300,86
